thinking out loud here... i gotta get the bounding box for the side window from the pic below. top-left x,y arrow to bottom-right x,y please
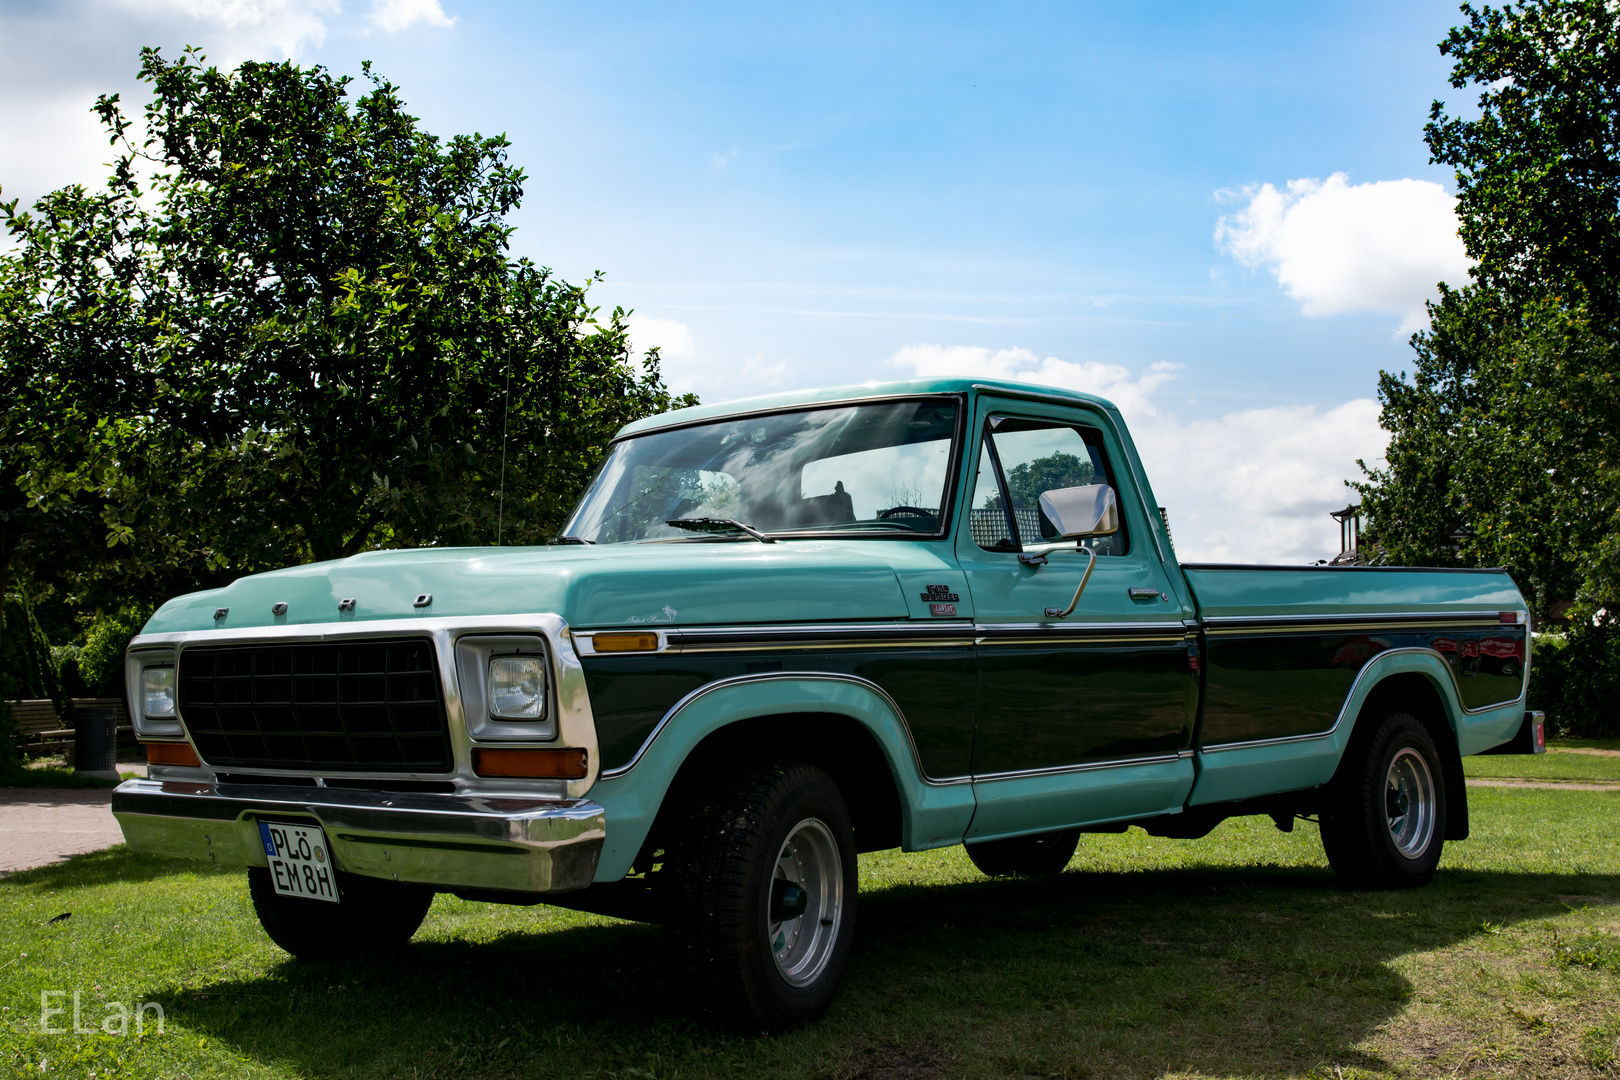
969,416 -> 1127,555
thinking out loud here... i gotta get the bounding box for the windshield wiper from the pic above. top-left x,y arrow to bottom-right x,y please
665,518 -> 777,544
547,535 -> 595,545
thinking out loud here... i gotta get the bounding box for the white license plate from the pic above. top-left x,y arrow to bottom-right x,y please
257,821 -> 340,903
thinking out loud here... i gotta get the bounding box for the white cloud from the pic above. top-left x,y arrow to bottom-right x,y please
887,344 -> 1177,421
112,0 -> 342,56
368,0 -> 455,33
625,314 -> 695,363
886,343 -> 1386,563
1215,173 -> 1471,334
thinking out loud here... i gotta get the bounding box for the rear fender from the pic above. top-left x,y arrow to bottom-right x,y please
586,674 -> 975,881
1191,647 -> 1524,807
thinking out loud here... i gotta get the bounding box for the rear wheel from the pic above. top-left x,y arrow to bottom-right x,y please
1320,710 -> 1447,889
674,760 -> 857,1030
248,867 -> 434,959
965,828 -> 1081,878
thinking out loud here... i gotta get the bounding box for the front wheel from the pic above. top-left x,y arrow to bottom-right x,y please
1320,710 -> 1447,889
675,761 -> 857,1030
248,867 -> 434,959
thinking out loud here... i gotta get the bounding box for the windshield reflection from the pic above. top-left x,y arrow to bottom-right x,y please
562,399 -> 960,544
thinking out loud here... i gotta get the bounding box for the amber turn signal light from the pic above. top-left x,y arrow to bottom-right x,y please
472,747 -> 588,780
591,631 -> 659,653
143,741 -> 201,767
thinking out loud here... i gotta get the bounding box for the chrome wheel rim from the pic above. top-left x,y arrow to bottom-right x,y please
1385,747 -> 1436,859
767,817 -> 843,987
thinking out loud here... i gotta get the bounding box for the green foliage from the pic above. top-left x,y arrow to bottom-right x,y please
1429,0 -> 1620,312
981,452 -> 1094,511
1526,626 -> 1620,738
1355,289 -> 1620,616
0,47 -> 693,618
0,590 -> 61,706
79,606 -> 153,696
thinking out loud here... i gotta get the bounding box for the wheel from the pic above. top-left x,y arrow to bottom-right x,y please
965,828 -> 1080,877
248,866 -> 434,959
1320,710 -> 1447,889
674,761 -> 857,1030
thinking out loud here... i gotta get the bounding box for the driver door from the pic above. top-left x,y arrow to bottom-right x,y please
958,398 -> 1197,839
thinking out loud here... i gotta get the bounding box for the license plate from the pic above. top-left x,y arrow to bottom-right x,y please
257,821 -> 340,903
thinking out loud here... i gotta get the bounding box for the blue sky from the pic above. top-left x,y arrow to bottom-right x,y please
0,0 -> 1478,560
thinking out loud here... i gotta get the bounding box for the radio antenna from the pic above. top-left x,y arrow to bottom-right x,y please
496,351 -> 512,546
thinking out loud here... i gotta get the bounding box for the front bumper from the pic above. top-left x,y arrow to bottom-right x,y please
112,779 -> 606,894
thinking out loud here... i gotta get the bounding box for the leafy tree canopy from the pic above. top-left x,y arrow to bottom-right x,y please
1429,0 -> 1620,310
0,47 -> 693,616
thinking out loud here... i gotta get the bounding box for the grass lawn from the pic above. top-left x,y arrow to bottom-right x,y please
1464,739 -> 1620,784
1,786 -> 1616,1080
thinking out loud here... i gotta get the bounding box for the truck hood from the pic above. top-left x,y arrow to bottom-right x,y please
140,541 -> 963,635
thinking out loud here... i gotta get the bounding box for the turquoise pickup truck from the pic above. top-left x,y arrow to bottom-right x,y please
112,377 -> 1545,1028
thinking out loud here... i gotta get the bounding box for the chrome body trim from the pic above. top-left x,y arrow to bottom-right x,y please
1201,610 -> 1522,635
971,383 -> 1167,563
663,622 -> 977,653
1199,644 -> 1530,754
110,778 -> 605,893
124,614 -> 601,800
971,750 -> 1186,783
597,670 -> 973,787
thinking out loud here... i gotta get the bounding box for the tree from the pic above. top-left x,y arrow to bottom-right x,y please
1427,0 -> 1620,313
0,47 -> 693,616
1357,0 -> 1620,734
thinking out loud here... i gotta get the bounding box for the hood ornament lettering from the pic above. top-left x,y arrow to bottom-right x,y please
338,598 -> 356,612
413,594 -> 432,608
270,602 -> 288,616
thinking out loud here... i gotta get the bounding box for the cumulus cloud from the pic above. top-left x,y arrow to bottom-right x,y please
1215,173 -> 1471,333
886,343 -> 1386,563
368,0 -> 455,33
625,314 -> 696,363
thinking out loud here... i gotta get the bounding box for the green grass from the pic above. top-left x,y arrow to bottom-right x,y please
1,752 -> 145,789
2,787 -> 1617,1079
1464,739 -> 1620,783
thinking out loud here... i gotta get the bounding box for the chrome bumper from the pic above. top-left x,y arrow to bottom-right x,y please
111,779 -> 605,894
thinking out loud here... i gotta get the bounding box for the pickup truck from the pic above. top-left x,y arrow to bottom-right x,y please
112,377 -> 1546,1029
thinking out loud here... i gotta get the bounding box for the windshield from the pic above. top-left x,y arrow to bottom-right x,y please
561,398 -> 961,544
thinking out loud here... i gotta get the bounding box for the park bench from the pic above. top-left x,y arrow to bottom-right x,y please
6,698 -> 133,756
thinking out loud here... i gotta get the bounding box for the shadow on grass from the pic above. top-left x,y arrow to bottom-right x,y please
150,862 -> 1620,1079
1,844 -> 226,890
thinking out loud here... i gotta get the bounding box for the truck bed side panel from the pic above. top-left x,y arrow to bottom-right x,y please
1183,566 -> 1527,749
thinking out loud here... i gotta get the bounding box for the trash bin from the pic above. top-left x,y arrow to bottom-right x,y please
73,704 -> 120,781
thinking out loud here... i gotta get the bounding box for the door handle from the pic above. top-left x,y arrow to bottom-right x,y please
1044,547 -> 1098,619
1129,587 -> 1162,600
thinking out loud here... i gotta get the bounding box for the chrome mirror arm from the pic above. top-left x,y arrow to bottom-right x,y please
1043,546 -> 1098,619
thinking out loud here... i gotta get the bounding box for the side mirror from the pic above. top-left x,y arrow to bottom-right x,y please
1038,484 -> 1119,540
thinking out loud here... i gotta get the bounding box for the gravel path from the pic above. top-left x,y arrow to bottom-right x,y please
0,788 -> 125,874
1466,777 -> 1620,791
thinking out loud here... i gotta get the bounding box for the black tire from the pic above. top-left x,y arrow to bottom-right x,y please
248,867 -> 434,959
674,761 -> 858,1031
964,828 -> 1081,877
1320,710 -> 1447,889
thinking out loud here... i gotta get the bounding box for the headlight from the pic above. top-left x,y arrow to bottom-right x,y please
127,648 -> 183,738
142,666 -> 177,719
488,656 -> 545,721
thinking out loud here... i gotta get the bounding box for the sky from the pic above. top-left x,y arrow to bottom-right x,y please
0,0 -> 1480,563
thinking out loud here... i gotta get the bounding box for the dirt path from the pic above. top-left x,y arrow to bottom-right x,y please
1550,746 -> 1620,757
1466,777 -> 1620,791
0,788 -> 125,874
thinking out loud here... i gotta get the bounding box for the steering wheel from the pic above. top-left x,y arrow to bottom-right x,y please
876,506 -> 935,519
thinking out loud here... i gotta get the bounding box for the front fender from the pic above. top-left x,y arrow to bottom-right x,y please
587,673 -> 976,881
1189,647 -> 1526,806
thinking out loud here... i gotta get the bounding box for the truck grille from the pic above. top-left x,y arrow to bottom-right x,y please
177,639 -> 453,773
